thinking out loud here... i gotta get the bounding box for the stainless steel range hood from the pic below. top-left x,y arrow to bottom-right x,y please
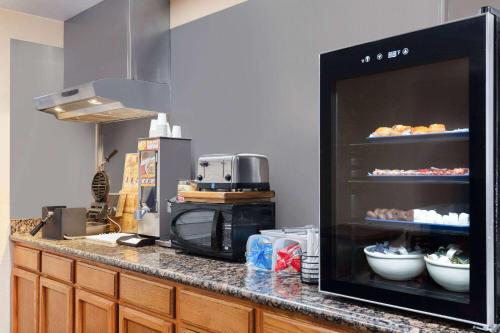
33,0 -> 170,123
34,78 -> 167,123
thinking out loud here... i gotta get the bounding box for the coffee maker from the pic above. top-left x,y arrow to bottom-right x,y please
134,137 -> 191,246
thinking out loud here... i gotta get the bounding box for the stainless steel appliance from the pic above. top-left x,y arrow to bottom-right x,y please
31,0 -> 173,180
170,200 -> 275,261
196,154 -> 270,191
319,7 -> 500,330
33,79 -> 163,123
32,0 -> 171,123
135,137 -> 191,244
31,206 -> 87,240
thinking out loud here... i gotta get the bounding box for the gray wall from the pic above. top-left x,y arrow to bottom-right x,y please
104,0 -> 442,228
10,40 -> 94,218
445,0 -> 500,21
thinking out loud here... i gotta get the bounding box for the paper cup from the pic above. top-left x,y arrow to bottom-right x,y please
172,125 -> 182,138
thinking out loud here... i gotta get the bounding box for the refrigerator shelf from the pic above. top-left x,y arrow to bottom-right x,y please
350,272 -> 470,304
364,218 -> 469,234
364,129 -> 469,144
349,176 -> 469,184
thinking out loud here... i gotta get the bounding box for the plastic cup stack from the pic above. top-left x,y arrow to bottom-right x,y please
156,113 -> 171,137
149,119 -> 159,137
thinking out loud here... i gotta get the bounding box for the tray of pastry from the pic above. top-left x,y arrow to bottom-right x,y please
365,207 -> 469,233
366,175 -> 469,182
367,168 -> 469,182
367,124 -> 468,143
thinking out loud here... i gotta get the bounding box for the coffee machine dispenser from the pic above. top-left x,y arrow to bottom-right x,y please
134,137 -> 191,246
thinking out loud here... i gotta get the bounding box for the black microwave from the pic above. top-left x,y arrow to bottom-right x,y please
170,200 -> 275,261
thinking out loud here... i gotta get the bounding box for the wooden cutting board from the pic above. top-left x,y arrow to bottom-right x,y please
179,191 -> 275,204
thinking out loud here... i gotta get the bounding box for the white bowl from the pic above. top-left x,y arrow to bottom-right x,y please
364,246 -> 425,281
424,257 -> 469,292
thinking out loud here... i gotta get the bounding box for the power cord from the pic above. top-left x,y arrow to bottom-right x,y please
107,214 -> 122,233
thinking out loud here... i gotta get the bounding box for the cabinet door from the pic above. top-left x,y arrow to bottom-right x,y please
39,277 -> 74,333
75,289 -> 116,333
12,267 -> 39,333
119,306 -> 173,333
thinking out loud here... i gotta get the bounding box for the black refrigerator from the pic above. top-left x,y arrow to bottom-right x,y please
319,7 -> 499,330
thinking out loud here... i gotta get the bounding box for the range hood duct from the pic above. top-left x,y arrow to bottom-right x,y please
34,0 -> 171,123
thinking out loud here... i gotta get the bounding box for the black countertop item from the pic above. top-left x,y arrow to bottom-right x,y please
10,233 -> 477,333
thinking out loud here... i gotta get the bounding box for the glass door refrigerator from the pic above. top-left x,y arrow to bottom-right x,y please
319,7 -> 499,330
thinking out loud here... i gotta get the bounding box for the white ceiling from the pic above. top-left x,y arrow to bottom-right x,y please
0,0 -> 104,21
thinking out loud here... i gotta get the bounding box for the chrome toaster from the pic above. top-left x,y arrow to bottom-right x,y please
196,154 -> 270,190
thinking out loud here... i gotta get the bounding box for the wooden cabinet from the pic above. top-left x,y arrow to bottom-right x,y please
13,246 -> 40,272
41,253 -> 74,283
76,262 -> 118,298
75,289 -> 117,333
179,289 -> 254,333
11,243 -> 355,333
120,274 -> 174,317
178,326 -> 209,333
119,306 -> 173,333
39,277 -> 74,333
11,268 -> 39,333
262,312 -> 348,333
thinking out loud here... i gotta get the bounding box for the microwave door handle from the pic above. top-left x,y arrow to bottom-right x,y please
211,211 -> 222,250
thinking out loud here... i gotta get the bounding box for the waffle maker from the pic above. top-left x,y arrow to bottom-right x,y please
88,149 -> 118,222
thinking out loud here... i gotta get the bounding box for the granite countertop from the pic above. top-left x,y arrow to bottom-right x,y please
10,233 -> 477,333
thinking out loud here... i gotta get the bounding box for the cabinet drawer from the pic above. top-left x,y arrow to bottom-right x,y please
13,246 -> 40,272
120,274 -> 174,317
179,289 -> 254,333
262,312 -> 347,333
41,253 -> 74,283
76,262 -> 118,298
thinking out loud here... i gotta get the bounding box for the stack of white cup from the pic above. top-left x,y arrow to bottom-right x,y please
149,113 -> 171,137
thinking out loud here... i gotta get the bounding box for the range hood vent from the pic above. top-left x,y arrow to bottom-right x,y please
33,0 -> 170,123
34,78 -> 168,123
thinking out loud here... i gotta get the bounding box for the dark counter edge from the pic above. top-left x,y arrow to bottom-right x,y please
10,234 -> 476,333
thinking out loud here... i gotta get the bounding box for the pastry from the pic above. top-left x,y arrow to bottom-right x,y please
392,125 -> 411,134
458,213 -> 469,225
428,123 -> 446,133
411,126 -> 429,134
366,208 -> 413,221
373,127 -> 393,137
389,129 -> 403,136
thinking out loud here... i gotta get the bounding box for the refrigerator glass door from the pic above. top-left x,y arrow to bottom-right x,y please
320,14 -> 491,324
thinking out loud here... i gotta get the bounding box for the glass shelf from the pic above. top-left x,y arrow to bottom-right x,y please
364,130 -> 469,144
349,176 -> 469,184
363,218 -> 469,235
349,271 -> 470,304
